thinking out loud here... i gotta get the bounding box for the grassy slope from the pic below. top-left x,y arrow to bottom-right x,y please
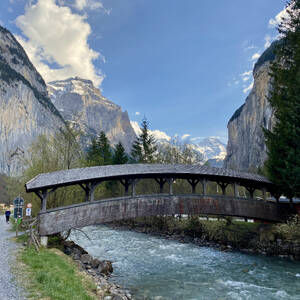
16,235 -> 97,300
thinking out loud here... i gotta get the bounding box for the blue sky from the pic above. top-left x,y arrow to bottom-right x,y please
0,0 -> 285,143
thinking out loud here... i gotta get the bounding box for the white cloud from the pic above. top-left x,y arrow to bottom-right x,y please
242,41 -> 258,52
241,70 -> 252,77
251,53 -> 260,61
269,8 -> 289,28
16,0 -> 103,86
241,70 -> 252,82
135,112 -> 140,116
74,0 -> 103,11
243,81 -> 253,94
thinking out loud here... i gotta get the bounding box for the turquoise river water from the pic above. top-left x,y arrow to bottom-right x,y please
70,226 -> 300,300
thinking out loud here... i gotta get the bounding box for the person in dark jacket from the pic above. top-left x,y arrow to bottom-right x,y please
5,210 -> 11,223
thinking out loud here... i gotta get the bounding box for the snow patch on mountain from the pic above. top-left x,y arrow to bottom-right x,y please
130,121 -> 227,165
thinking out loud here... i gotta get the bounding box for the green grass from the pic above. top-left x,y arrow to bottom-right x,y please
20,247 -> 97,300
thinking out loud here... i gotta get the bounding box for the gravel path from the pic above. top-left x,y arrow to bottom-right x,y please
0,217 -> 26,299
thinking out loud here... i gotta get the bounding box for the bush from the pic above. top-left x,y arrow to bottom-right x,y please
275,215 -> 300,241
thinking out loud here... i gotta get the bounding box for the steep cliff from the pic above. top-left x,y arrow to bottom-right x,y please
223,43 -> 278,171
0,26 -> 65,175
48,78 -> 136,152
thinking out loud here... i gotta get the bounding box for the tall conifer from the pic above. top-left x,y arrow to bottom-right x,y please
130,118 -> 157,163
264,0 -> 300,199
113,142 -> 128,165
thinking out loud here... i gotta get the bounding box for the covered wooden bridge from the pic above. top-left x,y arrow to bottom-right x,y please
25,164 -> 290,244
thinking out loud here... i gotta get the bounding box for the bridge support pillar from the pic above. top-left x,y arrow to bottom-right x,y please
40,236 -> 48,247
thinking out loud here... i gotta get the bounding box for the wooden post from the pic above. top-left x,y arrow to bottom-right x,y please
84,184 -> 91,202
125,179 -> 129,196
90,183 -> 95,202
42,190 -> 48,212
202,179 -> 207,195
79,183 -> 91,202
155,178 -> 166,193
234,183 -> 239,198
217,182 -> 228,196
89,182 -> 101,202
187,179 -> 199,194
120,179 -> 130,196
16,218 -> 18,237
245,187 -> 255,199
132,179 -> 136,196
262,188 -> 266,202
168,178 -> 173,195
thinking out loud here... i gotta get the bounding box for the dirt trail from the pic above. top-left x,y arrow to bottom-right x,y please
0,217 -> 26,299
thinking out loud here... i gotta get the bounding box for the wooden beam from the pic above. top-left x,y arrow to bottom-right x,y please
41,190 -> 48,212
187,179 -> 200,194
132,179 -> 136,196
233,182 -> 239,198
202,179 -> 207,195
217,182 -> 229,196
245,186 -> 256,200
34,191 -> 43,201
155,178 -> 167,193
168,178 -> 173,195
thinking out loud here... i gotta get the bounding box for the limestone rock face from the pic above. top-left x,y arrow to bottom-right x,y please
223,44 -> 277,171
0,26 -> 65,175
48,77 -> 136,152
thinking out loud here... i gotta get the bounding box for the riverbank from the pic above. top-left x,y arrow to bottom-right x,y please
108,216 -> 300,260
16,233 -> 133,300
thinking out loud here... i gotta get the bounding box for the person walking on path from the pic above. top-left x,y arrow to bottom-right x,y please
5,209 -> 11,223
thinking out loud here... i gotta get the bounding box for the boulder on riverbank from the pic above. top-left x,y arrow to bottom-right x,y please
61,240 -> 131,300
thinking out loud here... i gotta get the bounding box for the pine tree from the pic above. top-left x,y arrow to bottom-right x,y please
85,131 -> 112,166
86,138 -> 102,166
113,142 -> 128,164
264,0 -> 300,199
96,131 -> 112,165
130,118 -> 157,163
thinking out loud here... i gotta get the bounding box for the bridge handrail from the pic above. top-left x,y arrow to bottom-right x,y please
38,193 -> 277,214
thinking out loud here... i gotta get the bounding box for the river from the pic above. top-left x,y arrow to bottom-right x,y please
70,225 -> 300,300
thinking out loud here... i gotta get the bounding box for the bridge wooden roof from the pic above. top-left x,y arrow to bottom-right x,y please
25,164 -> 274,193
